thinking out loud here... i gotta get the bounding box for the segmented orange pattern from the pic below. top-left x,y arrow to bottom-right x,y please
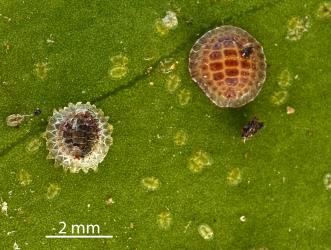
189,26 -> 266,108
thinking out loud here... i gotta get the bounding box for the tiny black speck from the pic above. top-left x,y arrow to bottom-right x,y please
34,108 -> 42,116
241,47 -> 254,59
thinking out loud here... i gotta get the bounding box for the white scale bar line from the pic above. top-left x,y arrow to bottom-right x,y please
46,235 -> 113,239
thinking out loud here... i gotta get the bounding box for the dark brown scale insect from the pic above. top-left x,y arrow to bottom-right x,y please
46,102 -> 113,173
60,112 -> 100,159
241,117 -> 264,142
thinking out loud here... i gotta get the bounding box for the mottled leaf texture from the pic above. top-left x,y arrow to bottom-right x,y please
0,0 -> 330,249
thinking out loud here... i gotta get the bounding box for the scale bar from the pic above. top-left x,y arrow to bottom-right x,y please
46,235 -> 113,239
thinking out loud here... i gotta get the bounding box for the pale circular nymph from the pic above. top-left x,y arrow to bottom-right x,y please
189,25 -> 266,108
45,102 -> 113,173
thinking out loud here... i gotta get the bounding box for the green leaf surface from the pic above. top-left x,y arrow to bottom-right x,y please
1,0 -> 330,249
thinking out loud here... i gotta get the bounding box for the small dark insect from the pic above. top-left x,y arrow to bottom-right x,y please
33,108 -> 42,116
241,46 -> 254,59
241,117 -> 264,142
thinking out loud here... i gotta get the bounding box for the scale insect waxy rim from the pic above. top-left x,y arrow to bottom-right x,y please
45,102 -> 113,173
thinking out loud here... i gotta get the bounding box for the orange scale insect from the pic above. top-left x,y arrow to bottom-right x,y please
189,25 -> 266,108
